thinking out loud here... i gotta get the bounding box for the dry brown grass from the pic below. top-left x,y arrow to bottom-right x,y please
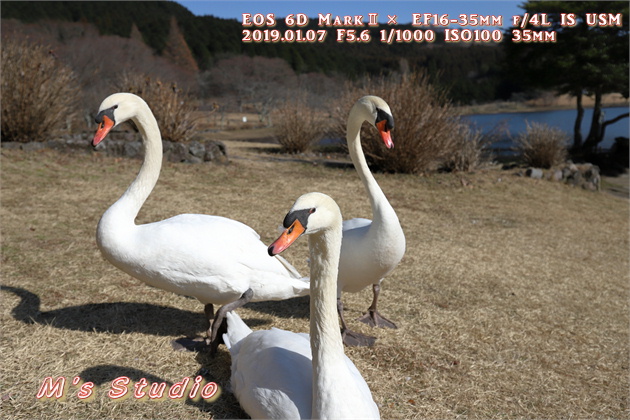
1,141 -> 628,419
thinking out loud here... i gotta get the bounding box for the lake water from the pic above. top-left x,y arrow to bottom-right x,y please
463,106 -> 629,152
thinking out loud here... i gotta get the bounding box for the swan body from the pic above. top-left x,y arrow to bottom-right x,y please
337,96 -> 406,343
97,212 -> 303,305
92,93 -> 308,349
224,192 -> 379,419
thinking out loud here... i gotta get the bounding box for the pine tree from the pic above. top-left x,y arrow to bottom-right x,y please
163,16 -> 198,72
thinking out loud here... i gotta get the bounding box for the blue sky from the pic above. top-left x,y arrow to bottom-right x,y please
175,0 -> 523,27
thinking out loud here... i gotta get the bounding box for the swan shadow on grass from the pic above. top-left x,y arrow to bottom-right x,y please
244,295 -> 310,320
77,363 -> 245,417
174,296 -> 310,352
1,285 -> 271,337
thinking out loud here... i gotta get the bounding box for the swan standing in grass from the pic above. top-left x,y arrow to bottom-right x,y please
91,92 -> 308,352
337,96 -> 406,346
224,192 -> 379,419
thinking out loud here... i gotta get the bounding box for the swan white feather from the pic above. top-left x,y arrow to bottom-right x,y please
224,192 -> 380,419
92,93 -> 308,346
337,96 -> 406,338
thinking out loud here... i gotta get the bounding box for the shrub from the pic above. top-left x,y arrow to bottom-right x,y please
441,124 -> 494,172
272,92 -> 325,153
114,73 -> 198,143
330,72 -> 472,174
515,122 -> 568,168
1,39 -> 79,142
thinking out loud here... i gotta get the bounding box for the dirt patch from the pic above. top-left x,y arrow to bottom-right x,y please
602,172 -> 630,199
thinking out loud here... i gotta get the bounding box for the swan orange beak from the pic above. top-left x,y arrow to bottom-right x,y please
376,120 -> 394,149
92,115 -> 115,147
268,220 -> 306,256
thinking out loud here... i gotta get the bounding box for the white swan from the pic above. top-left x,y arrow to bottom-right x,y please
91,92 -> 308,352
337,95 -> 406,346
224,192 -> 379,419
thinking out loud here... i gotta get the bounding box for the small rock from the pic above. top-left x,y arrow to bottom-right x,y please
162,140 -> 174,154
45,140 -> 65,150
204,140 -> 228,163
566,170 -> 583,187
526,168 -> 544,179
166,142 -> 189,163
583,182 -> 598,191
187,156 -> 203,164
21,142 -> 45,152
189,141 -> 206,159
123,141 -> 142,159
1,142 -> 22,150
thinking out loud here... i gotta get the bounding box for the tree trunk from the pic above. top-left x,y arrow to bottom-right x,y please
572,92 -> 584,150
582,89 -> 603,152
601,112 -> 630,146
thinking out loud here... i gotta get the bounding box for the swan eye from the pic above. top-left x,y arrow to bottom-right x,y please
113,105 -> 118,110
309,208 -> 316,214
375,108 -> 394,131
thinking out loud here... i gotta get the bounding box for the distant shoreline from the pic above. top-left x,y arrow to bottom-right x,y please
457,93 -> 629,116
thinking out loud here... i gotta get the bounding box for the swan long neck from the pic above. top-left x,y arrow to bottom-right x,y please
111,107 -> 162,222
347,110 -> 391,220
308,222 -> 346,416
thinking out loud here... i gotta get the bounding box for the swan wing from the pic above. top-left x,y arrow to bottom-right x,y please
338,213 -> 405,293
342,217 -> 372,232
226,312 -> 312,419
105,214 -> 304,304
341,356 -> 381,418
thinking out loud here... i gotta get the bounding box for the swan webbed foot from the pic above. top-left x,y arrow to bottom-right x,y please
357,284 -> 398,329
169,320 -> 227,353
341,328 -> 377,347
357,309 -> 398,329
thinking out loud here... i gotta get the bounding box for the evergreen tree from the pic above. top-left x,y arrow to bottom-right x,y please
163,16 -> 198,72
504,1 -> 629,151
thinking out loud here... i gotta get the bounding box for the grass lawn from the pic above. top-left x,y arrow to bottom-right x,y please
1,140 -> 628,419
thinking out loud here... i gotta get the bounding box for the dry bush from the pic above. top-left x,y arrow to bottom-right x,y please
330,73 -> 471,174
114,73 -> 199,143
272,92 -> 325,153
515,122 -> 569,168
441,124 -> 494,172
1,38 -> 79,142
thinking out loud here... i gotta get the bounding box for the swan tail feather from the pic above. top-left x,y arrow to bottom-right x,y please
223,311 -> 252,354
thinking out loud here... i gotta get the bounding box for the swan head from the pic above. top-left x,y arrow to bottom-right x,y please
268,192 -> 342,256
92,93 -> 148,146
353,95 -> 395,149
